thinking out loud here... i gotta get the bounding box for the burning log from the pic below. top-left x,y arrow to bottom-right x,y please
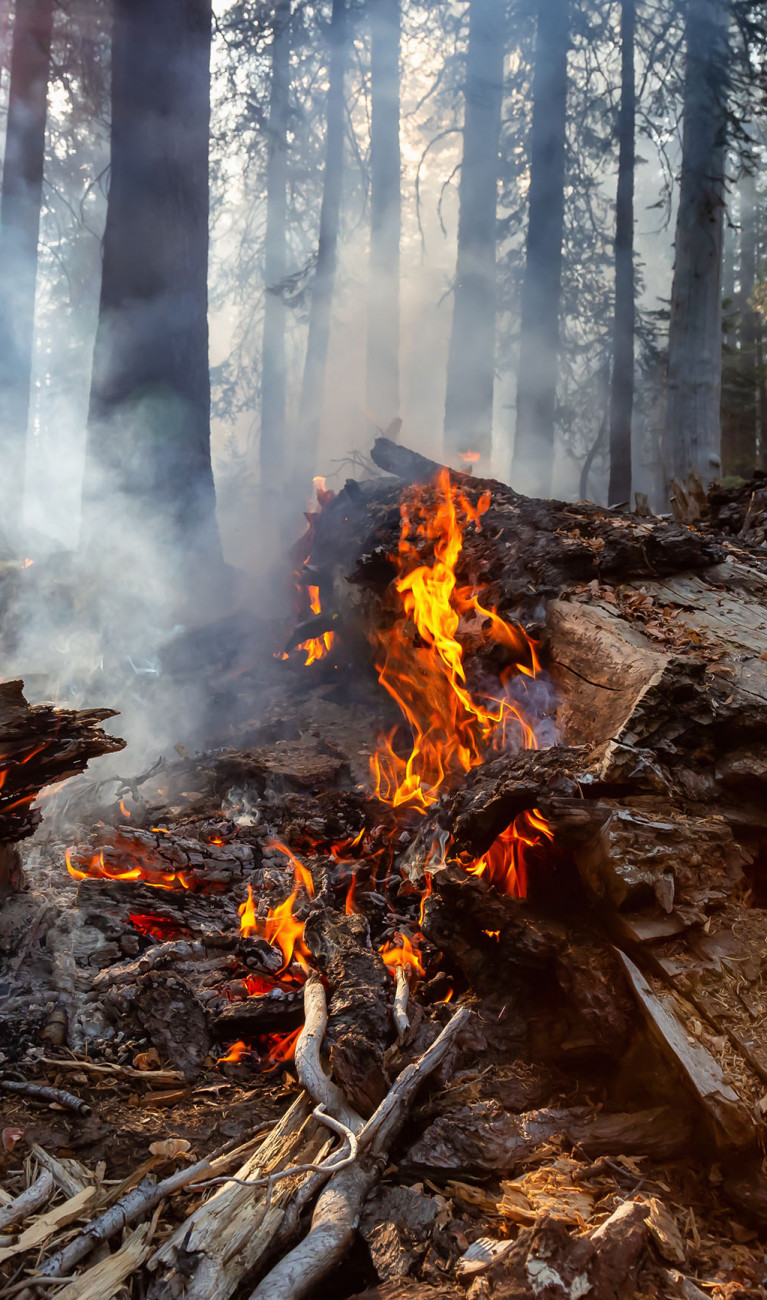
0,679 -> 124,894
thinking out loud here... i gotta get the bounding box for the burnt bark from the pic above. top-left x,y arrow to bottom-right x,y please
261,0 -> 292,487
512,0 -> 569,496
82,0 -> 221,574
443,0 -> 505,462
665,0 -> 729,488
295,0 -> 349,479
0,0 -> 55,543
607,0 -> 635,507
367,0 -> 401,427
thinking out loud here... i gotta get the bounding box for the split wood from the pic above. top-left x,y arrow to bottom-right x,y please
33,1135 -> 273,1281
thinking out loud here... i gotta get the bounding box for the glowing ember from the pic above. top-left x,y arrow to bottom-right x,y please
130,913 -> 190,942
217,1040 -> 250,1064
458,450 -> 481,463
369,469 -> 541,812
119,799 -> 131,819
380,932 -> 425,979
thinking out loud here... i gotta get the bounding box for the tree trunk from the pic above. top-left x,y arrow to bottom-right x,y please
295,0 -> 349,480
0,0 -> 54,545
664,0 -> 729,488
366,0 -> 401,428
607,0 -> 635,507
723,170 -> 757,477
443,0 -> 505,463
511,0 -> 569,496
260,0 -> 292,488
82,0 -> 221,576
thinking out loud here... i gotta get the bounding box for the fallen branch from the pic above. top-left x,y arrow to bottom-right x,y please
35,1054 -> 185,1087
0,1079 -> 91,1115
0,1172 -> 54,1232
249,1003 -> 471,1300
392,967 -> 409,1038
294,976 -> 363,1134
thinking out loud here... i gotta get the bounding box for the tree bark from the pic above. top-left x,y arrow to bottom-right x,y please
260,0 -> 292,488
0,0 -> 54,544
443,0 -> 505,462
295,0 -> 349,480
723,170 -> 757,477
607,0 -> 635,506
512,0 -> 569,496
82,0 -> 221,574
665,0 -> 729,488
366,0 -> 401,427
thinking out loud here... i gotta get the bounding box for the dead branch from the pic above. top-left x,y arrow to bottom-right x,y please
249,1004 -> 471,1300
294,976 -> 363,1134
0,1171 -> 54,1232
0,1079 -> 91,1115
393,967 -> 409,1038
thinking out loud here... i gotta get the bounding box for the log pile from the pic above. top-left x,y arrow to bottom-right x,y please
1,445 -> 767,1297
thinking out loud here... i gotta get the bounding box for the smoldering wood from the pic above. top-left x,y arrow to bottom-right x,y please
0,679 -> 125,850
304,910 -> 392,1115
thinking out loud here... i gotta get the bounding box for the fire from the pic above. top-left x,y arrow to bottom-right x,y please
65,840 -> 193,891
369,469 -> 541,812
297,585 -> 335,666
264,1025 -> 302,1069
344,872 -> 360,914
380,932 -> 425,979
217,1040 -> 250,1065
119,799 -> 131,819
419,872 -> 432,926
238,884 -> 257,937
458,450 -> 480,463
463,808 -> 554,898
238,843 -> 313,973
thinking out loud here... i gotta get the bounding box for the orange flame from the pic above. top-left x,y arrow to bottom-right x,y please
458,450 -> 480,464
239,843 -> 313,973
217,1040 -> 250,1064
119,799 -> 131,819
296,586 -> 335,666
463,808 -> 554,898
380,932 -> 425,979
369,470 -> 541,812
264,1025 -> 302,1068
345,872 -> 360,914
239,883 -> 257,937
65,836 -> 193,891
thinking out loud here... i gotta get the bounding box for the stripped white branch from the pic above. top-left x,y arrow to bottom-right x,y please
294,977 -> 363,1135
393,966 -> 409,1038
249,1003 -> 471,1300
0,1172 -> 54,1233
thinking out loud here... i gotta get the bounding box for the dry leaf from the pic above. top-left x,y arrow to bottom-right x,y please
2,1127 -> 24,1152
645,1197 -> 685,1265
133,1048 -> 162,1071
149,1138 -> 191,1159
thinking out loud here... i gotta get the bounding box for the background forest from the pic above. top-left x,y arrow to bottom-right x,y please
1,0 -> 767,617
